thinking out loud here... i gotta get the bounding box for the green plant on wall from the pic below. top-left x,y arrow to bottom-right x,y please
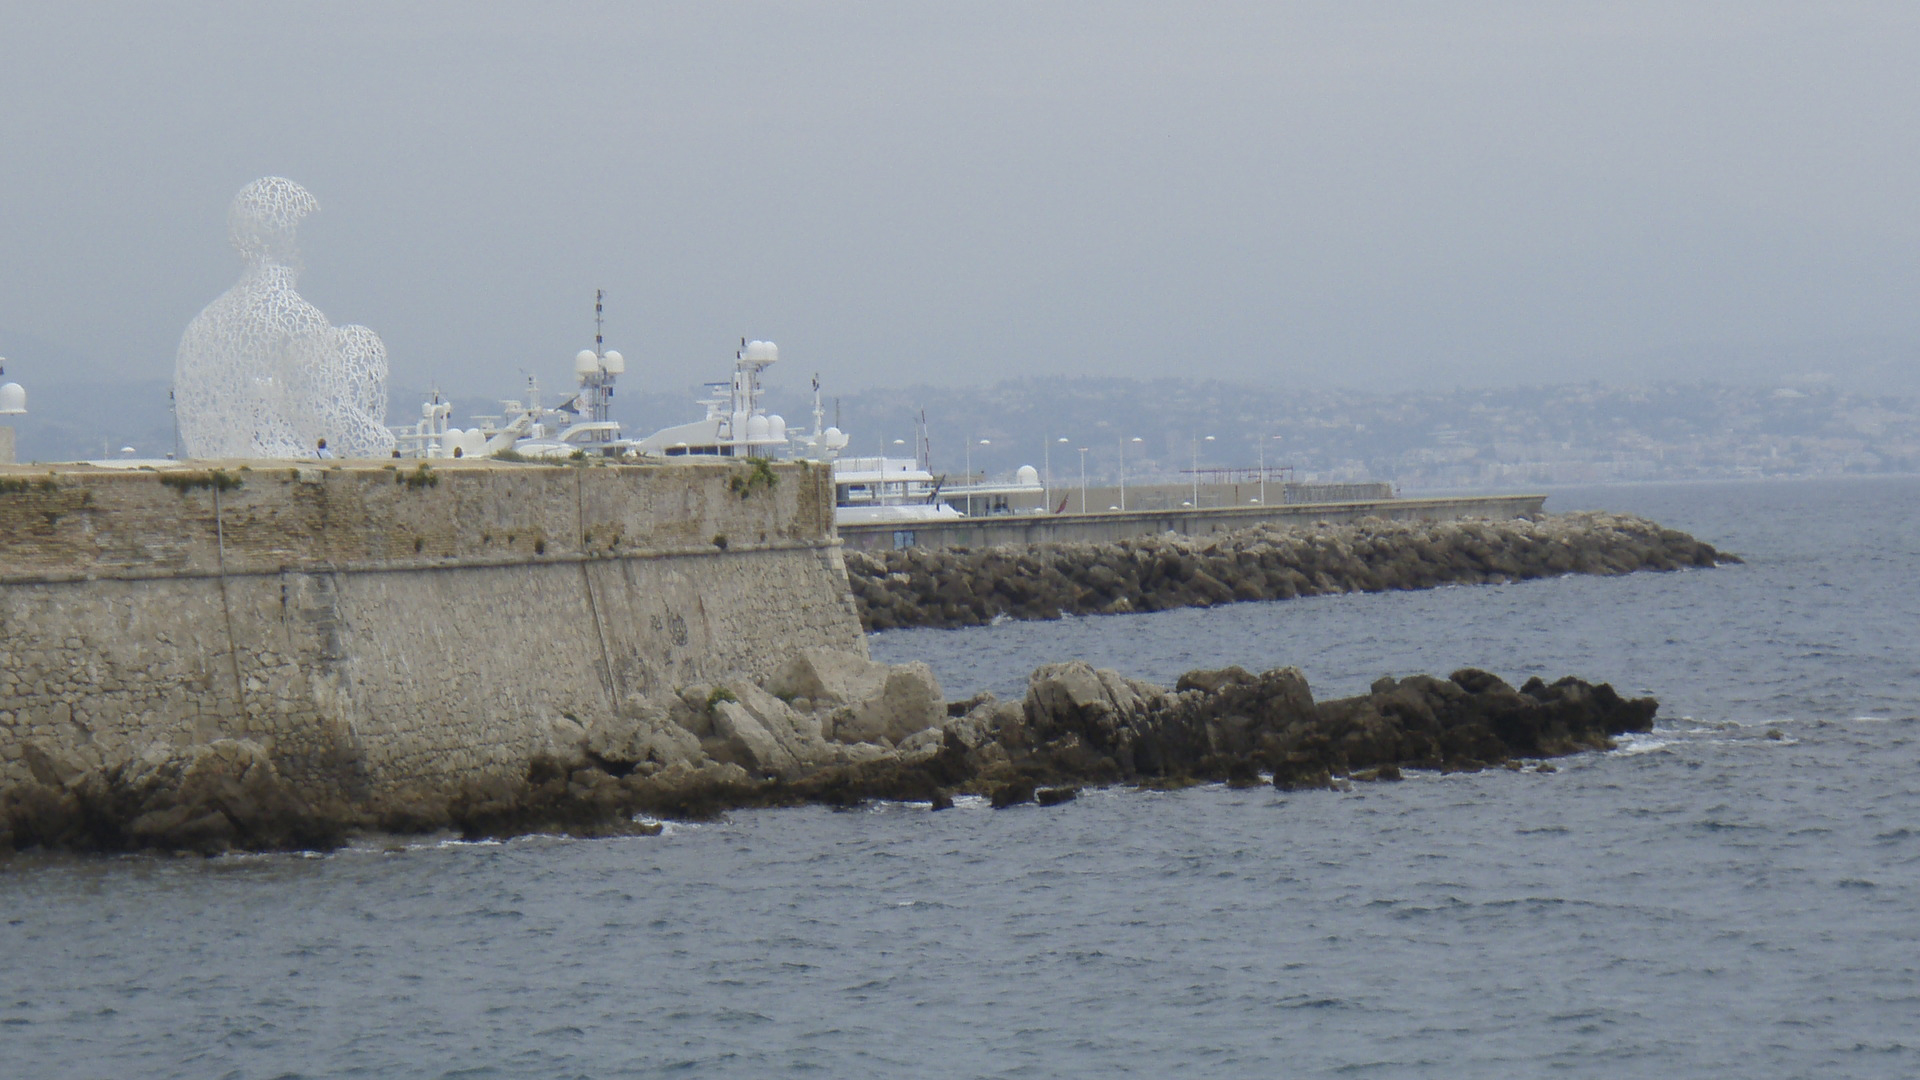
159,470 -> 244,495
727,457 -> 778,499
0,476 -> 58,495
398,463 -> 439,490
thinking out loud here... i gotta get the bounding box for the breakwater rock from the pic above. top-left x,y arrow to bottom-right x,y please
1,648 -> 1656,855
846,511 -> 1737,631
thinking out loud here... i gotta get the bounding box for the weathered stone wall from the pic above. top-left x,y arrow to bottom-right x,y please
0,460 -> 863,800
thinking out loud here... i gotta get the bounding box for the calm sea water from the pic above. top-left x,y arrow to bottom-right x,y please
4,477 -> 1917,1079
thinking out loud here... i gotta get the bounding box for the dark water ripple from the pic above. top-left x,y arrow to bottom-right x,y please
4,477 -> 1920,1078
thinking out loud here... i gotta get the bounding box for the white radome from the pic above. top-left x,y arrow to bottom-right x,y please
0,382 -> 25,415
601,349 -> 625,374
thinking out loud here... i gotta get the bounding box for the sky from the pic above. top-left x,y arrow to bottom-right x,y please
2,1 -> 1918,401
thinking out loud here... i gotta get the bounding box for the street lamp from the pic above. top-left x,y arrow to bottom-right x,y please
1259,435 -> 1283,505
965,438 -> 990,515
1120,436 -> 1142,511
1045,436 -> 1068,512
1077,446 -> 1089,514
1191,434 -> 1215,508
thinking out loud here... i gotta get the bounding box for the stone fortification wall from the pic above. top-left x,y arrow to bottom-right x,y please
0,460 -> 862,802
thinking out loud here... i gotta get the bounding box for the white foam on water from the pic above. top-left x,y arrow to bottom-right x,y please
1613,734 -> 1673,756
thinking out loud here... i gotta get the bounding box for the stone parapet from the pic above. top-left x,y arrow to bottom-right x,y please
0,458 -> 836,581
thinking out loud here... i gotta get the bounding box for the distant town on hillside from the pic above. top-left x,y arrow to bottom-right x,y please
10,369 -> 1920,492
748,377 -> 1920,491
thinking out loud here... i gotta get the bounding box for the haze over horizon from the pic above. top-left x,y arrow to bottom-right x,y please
3,2 -> 1918,399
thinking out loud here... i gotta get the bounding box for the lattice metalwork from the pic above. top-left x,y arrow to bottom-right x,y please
175,177 -> 394,459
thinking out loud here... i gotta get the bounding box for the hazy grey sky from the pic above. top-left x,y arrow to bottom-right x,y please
3,2 -> 1917,397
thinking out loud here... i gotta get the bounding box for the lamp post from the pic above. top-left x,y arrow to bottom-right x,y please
1191,434 -> 1215,507
1077,446 -> 1089,514
1260,435 -> 1283,505
1045,436 -> 1068,511
1119,436 -> 1142,511
964,438 -> 990,515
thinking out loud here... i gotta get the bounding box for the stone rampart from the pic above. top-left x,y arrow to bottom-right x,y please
0,460 -> 863,802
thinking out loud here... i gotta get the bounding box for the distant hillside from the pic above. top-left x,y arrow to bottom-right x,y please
796,377 -> 1920,489
8,344 -> 1918,487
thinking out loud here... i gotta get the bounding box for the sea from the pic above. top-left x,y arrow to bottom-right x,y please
2,476 -> 1916,1079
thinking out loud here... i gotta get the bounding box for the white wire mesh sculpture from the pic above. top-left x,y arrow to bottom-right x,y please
174,177 -> 395,459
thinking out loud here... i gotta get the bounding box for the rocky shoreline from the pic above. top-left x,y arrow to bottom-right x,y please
2,648 -> 1657,856
846,511 -> 1737,630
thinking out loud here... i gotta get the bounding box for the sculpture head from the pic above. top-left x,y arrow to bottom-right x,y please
228,176 -> 318,264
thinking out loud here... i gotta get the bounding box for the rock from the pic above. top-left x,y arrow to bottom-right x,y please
1272,752 -> 1335,791
895,727 -> 947,762
938,705 -> 997,751
841,511 -> 1737,631
764,647 -> 892,707
990,779 -> 1035,808
20,740 -> 91,790
1176,666 -> 1258,694
0,647 -> 1661,853
722,676 -> 835,768
169,739 -> 335,852
586,695 -> 705,774
835,742 -> 895,766
538,715 -> 591,771
1024,661 -> 1162,740
711,701 -> 800,777
835,662 -> 946,745
128,806 -> 234,854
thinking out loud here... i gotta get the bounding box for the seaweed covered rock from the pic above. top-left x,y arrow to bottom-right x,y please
0,646 -> 1659,855
2,738 -> 343,856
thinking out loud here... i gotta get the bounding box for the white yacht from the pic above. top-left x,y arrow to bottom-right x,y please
391,313 -> 1030,525
393,291 -> 635,460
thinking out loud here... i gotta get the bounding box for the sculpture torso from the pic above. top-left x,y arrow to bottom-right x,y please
174,177 -> 394,459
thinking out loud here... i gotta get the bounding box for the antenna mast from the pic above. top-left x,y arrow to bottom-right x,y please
594,288 -> 605,361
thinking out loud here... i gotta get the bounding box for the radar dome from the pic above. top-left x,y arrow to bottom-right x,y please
746,414 -> 771,440
744,340 -> 778,364
574,349 -> 599,375
601,349 -> 625,374
0,382 -> 24,415
767,414 -> 787,442
1016,465 -> 1040,485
